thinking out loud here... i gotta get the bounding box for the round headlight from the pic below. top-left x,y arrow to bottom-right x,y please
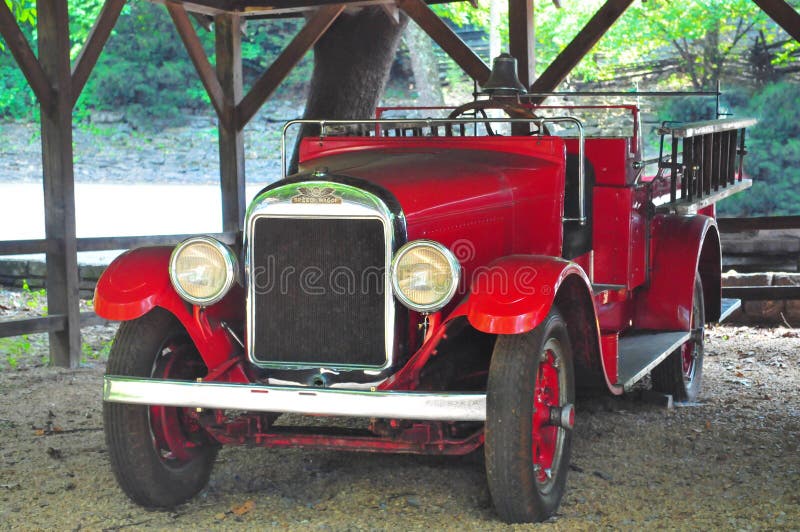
169,237 -> 237,306
391,240 -> 461,313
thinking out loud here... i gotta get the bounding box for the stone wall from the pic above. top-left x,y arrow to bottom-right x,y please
722,272 -> 800,326
721,229 -> 800,272
0,257 -> 105,300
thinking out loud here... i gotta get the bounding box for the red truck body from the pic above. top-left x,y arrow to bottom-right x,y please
95,97 -> 754,522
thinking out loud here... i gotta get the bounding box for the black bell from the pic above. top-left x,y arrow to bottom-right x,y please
482,53 -> 528,97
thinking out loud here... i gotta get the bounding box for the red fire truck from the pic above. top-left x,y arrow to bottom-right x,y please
94,58 -> 754,522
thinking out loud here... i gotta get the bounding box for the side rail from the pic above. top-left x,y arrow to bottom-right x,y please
655,117 -> 757,213
281,117 -> 587,224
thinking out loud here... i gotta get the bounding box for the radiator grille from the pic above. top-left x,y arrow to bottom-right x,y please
250,217 -> 387,367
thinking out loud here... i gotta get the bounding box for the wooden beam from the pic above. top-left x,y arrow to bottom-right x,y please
0,315 -> 66,338
530,0 -> 634,94
77,231 -> 239,250
0,312 -> 107,339
153,0 -> 462,18
0,234 -> 239,258
0,0 -> 55,110
37,0 -> 82,368
216,13 -> 246,232
722,285 -> 800,300
237,4 -> 344,127
0,239 -> 49,255
166,1 -> 226,121
718,215 -> 800,232
71,0 -> 126,107
751,0 -> 800,42
0,232 -> 238,256
397,0 -> 491,84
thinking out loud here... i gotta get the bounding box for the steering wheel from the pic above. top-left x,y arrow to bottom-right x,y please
447,99 -> 550,136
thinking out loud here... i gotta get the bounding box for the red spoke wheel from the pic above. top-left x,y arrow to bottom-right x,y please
103,308 -> 218,508
485,308 -> 575,523
652,272 -> 705,402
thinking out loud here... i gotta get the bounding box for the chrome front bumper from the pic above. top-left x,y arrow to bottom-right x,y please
103,376 -> 487,422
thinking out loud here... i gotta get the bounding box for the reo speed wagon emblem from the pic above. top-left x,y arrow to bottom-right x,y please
292,186 -> 342,204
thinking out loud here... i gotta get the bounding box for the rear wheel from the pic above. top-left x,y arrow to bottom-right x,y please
652,273 -> 705,402
485,308 -> 575,523
103,308 -> 218,508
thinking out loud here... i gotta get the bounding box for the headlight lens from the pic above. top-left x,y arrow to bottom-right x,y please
391,240 -> 460,313
169,237 -> 237,306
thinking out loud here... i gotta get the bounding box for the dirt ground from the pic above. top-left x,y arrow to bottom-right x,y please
0,309 -> 798,530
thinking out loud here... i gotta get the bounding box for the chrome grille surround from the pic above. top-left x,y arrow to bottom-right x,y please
244,181 -> 398,373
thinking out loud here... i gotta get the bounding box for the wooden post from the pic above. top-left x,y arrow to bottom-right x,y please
508,0 -> 534,135
508,0 -> 534,87
215,14 -> 245,233
37,0 -> 81,367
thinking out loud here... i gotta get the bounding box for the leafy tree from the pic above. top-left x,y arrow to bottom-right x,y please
719,82 -> 800,216
3,0 -> 36,28
533,0 -> 799,89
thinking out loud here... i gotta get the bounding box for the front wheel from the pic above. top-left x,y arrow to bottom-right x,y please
485,308 -> 575,523
103,308 -> 218,508
652,273 -> 705,402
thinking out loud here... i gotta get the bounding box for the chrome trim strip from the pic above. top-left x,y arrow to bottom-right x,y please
281,116 -> 586,225
244,181 -> 398,372
103,376 -> 487,422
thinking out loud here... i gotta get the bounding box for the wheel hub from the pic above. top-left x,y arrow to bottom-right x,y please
532,348 -> 566,484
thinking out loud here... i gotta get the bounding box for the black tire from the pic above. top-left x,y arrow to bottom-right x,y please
485,308 -> 575,523
103,308 -> 218,508
652,273 -> 705,402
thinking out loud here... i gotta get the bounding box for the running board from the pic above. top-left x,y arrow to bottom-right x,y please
616,331 -> 691,391
103,376 -> 486,422
719,298 -> 741,323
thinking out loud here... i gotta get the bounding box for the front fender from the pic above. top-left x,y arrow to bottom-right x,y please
94,247 -> 245,376
94,247 -> 174,321
463,255 -> 593,335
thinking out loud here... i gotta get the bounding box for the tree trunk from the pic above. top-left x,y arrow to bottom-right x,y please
405,21 -> 443,106
290,8 -> 408,174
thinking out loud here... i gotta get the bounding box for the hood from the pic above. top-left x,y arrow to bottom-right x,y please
296,137 -> 566,257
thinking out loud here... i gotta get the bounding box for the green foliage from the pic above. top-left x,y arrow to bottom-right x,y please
532,0 -> 797,89
1,335 -> 31,369
719,82 -> 800,216
4,0 -> 36,28
0,63 -> 36,119
81,337 -> 112,363
1,0 -> 312,121
78,1 -> 211,120
21,278 -> 47,315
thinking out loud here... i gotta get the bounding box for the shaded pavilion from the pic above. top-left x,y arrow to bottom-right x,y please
0,0 -> 799,367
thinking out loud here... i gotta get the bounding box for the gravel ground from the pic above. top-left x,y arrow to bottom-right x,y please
1,286 -> 798,530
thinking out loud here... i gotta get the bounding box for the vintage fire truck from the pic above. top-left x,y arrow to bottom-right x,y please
95,56 -> 754,522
